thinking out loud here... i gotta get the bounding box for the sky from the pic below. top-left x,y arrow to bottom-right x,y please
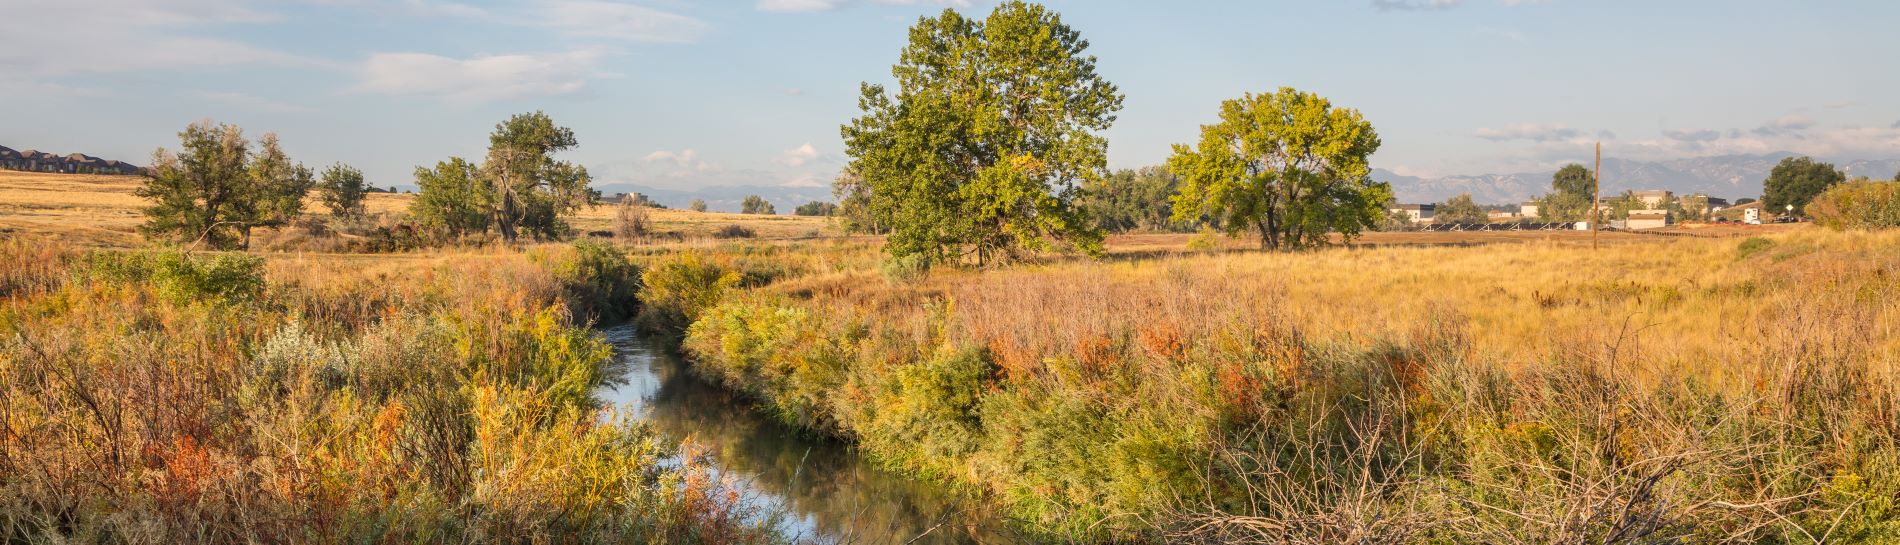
4,0 -> 1899,192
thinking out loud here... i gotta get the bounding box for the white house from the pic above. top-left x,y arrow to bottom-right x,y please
1389,203 -> 1435,223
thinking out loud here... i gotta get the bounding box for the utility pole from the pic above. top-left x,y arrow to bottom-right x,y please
1593,141 -> 1601,250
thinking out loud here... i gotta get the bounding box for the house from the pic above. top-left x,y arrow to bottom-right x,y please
1389,203 -> 1435,223
1626,209 -> 1671,230
0,146 -> 145,175
1632,190 -> 1674,209
1677,194 -> 1731,215
1519,201 -> 1540,218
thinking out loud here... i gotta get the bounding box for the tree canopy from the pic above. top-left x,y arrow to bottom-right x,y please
318,163 -> 369,220
841,1 -> 1122,265
1079,165 -> 1189,233
741,195 -> 776,215
688,199 -> 708,213
138,120 -> 313,249
410,157 -> 491,237
410,112 -> 596,242
1436,193 -> 1488,224
483,112 -> 597,241
1533,163 -> 1594,222
1167,87 -> 1387,250
794,201 -> 837,216
1762,156 -> 1844,216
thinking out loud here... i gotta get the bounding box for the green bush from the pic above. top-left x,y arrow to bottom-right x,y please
879,253 -> 931,283
712,224 -> 756,239
543,240 -> 642,322
87,249 -> 265,305
1737,236 -> 1775,259
1809,180 -> 1900,230
637,251 -> 743,334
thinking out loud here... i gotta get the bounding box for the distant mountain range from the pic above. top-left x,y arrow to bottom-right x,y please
1377,152 -> 1900,205
0,145 -> 145,176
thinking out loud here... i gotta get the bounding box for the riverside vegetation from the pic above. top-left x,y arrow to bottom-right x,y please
9,0 -> 1900,542
9,224 -> 1900,543
0,239 -> 786,544
663,228 -> 1900,543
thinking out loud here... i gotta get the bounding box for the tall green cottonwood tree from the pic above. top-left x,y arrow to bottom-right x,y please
411,157 -> 491,237
412,112 -> 596,241
139,121 -> 314,249
1168,88 -> 1388,250
1762,156 -> 1844,216
318,163 -> 369,220
483,111 -> 597,241
842,1 -> 1123,266
1534,163 -> 1595,222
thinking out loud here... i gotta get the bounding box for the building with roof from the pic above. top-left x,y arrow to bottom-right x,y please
1626,209 -> 1671,230
1389,203 -> 1435,223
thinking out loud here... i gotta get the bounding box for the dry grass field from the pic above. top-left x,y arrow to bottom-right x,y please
0,171 -> 835,248
9,167 -> 1889,543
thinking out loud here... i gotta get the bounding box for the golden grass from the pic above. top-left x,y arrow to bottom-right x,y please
0,171 -> 837,247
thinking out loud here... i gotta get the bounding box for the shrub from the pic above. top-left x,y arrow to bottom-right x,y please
712,224 -> 756,239
1186,226 -> 1224,252
1736,236 -> 1775,259
541,240 -> 642,322
1808,180 -> 1900,230
637,251 -> 743,334
879,253 -> 931,283
615,198 -> 651,239
87,249 -> 265,305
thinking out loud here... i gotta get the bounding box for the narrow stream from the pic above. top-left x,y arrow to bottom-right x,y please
594,324 -> 1020,544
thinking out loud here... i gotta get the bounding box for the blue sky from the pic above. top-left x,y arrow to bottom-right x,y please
4,0 -> 1898,191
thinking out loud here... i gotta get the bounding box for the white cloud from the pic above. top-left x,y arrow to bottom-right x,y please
1751,115 -> 1814,136
759,0 -> 848,12
1372,0 -> 1461,12
543,0 -> 707,42
321,0 -> 706,42
1489,120 -> 1900,173
644,149 -> 712,171
782,174 -> 825,187
758,0 -> 970,13
0,0 -> 313,76
1474,124 -> 1586,142
776,143 -> 819,167
356,50 -> 603,104
1663,129 -> 1721,142
199,91 -> 314,114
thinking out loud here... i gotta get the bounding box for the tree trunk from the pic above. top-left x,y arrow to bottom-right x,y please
1257,217 -> 1277,251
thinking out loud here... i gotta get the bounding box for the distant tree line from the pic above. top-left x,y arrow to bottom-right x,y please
139,111 -> 600,250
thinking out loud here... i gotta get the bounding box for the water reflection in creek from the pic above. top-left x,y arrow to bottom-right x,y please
595,324 -> 1022,544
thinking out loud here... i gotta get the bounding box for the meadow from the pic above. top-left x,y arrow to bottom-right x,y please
0,170 -> 836,249
0,238 -> 788,544
3,169 -> 1893,543
667,227 -> 1900,543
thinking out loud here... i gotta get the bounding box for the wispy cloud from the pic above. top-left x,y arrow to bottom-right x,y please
0,0 -> 315,76
776,143 -> 819,167
1474,124 -> 1585,142
1750,115 -> 1814,137
1663,129 -> 1721,142
543,0 -> 708,42
199,91 -> 314,114
757,0 -> 971,13
644,149 -> 712,172
355,50 -> 603,104
1372,0 -> 1461,12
